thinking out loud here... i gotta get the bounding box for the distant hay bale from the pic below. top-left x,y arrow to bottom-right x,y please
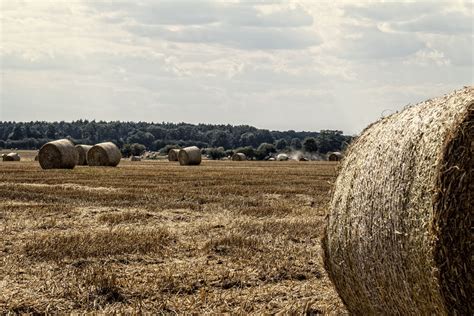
299,157 -> 309,161
178,146 -> 202,166
276,153 -> 289,161
168,149 -> 180,161
323,87 -> 474,315
75,145 -> 92,165
87,142 -> 121,167
268,157 -> 276,161
327,152 -> 343,161
232,153 -> 246,161
39,139 -> 78,169
145,152 -> 159,160
3,152 -> 20,161
130,156 -> 141,161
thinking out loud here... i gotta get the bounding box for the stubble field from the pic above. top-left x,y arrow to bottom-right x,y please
0,155 -> 345,314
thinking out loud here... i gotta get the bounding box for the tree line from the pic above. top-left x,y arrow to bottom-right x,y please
0,120 -> 352,157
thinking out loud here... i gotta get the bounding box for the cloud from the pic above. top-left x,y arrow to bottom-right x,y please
425,35 -> 473,66
343,2 -> 443,22
336,26 -> 425,60
389,11 -> 473,34
1,0 -> 472,134
91,1 -> 318,50
129,24 -> 320,50
91,1 -> 313,28
94,1 -> 221,26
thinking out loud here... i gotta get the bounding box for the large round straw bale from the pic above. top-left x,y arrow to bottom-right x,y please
323,87 -> 473,315
178,146 -> 202,165
87,142 -> 121,167
75,145 -> 92,165
168,149 -> 180,161
327,152 -> 342,161
276,153 -> 289,161
39,139 -> 78,169
232,153 -> 246,161
3,152 -> 20,161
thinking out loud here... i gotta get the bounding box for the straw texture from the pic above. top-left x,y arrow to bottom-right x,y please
39,139 -> 78,169
168,149 -> 180,161
3,153 -> 20,161
178,146 -> 202,166
323,86 -> 473,315
75,145 -> 92,165
277,153 -> 289,161
232,153 -> 246,161
87,142 -> 121,167
327,152 -> 342,161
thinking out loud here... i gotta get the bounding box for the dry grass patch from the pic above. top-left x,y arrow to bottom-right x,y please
23,227 -> 174,261
1,159 -> 345,314
204,234 -> 265,257
97,210 -> 154,226
238,218 -> 324,240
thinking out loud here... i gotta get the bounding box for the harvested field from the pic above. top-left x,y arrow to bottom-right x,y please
0,157 -> 345,314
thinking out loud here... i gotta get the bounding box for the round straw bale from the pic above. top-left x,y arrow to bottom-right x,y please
268,157 -> 276,161
87,142 -> 121,167
130,155 -> 141,161
75,145 -> 92,165
178,146 -> 202,166
276,153 -> 289,161
327,152 -> 343,161
232,153 -> 246,161
3,152 -> 20,161
39,139 -> 78,169
168,149 -> 180,161
323,87 -> 474,315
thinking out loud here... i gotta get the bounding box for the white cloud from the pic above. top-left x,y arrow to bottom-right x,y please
388,10 -> 472,35
128,24 -> 321,50
0,0 -> 472,134
343,2 -> 446,22
336,26 -> 426,60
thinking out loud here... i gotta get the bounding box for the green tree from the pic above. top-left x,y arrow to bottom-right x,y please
209,130 -> 231,148
147,126 -> 167,139
121,144 -> 132,157
240,132 -> 257,147
206,147 -> 226,160
235,146 -> 255,159
255,143 -> 276,160
9,125 -> 25,140
316,130 -> 344,153
46,125 -> 57,139
130,143 -> 146,156
303,137 -> 318,153
127,131 -> 155,148
275,138 -> 289,150
291,138 -> 302,150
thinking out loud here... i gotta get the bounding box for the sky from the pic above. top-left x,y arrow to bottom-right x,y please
0,0 -> 472,134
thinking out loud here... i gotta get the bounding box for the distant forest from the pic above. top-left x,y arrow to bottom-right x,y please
0,120 -> 352,157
